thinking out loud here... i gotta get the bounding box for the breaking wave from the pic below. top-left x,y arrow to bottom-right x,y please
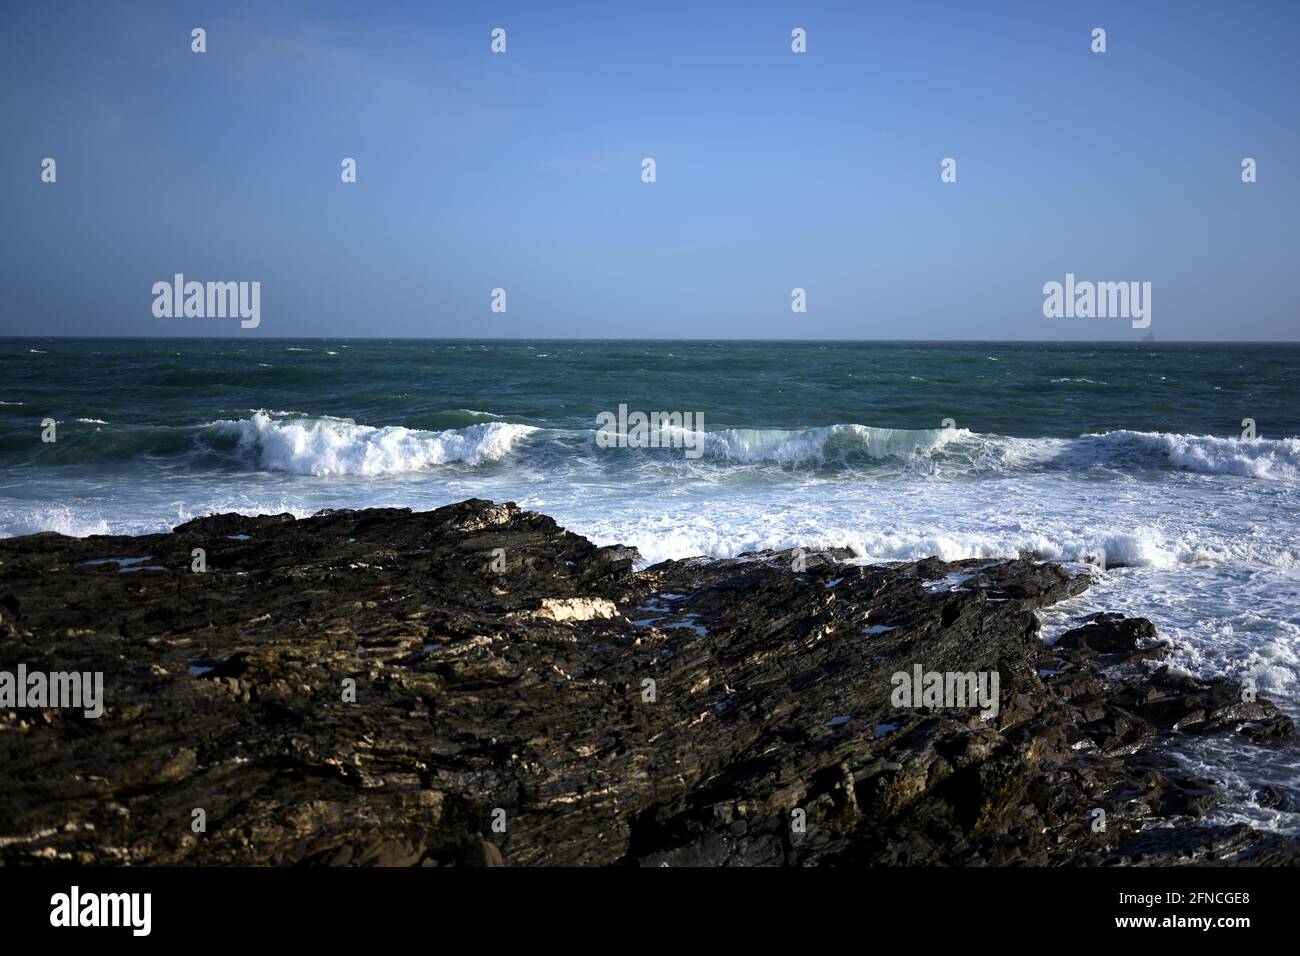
207,412 -> 538,476
698,425 -> 1300,479
703,424 -> 969,464
673,425 -> 1299,480
9,408 -> 1299,482
1070,430 -> 1300,480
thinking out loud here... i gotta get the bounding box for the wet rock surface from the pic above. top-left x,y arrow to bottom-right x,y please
0,499 -> 1296,866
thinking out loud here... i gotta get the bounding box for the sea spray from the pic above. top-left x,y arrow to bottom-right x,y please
211,413 -> 537,476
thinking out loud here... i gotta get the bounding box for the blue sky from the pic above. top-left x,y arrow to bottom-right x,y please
1,0 -> 1296,340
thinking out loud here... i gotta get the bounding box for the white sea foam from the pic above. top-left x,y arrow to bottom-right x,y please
590,423 -> 1297,481
570,499 -> 1297,573
693,426 -> 1300,480
1,505 -> 111,537
210,412 -> 537,476
1080,430 -> 1300,480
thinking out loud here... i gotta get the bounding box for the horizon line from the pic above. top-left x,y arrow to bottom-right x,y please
2,335 -> 1298,345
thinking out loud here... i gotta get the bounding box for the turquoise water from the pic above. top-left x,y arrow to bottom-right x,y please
3,337 -> 1299,830
4,339 -> 1298,442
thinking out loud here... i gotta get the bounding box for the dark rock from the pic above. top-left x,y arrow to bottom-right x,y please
1255,786 -> 1287,810
1112,667 -> 1295,738
1055,615 -> 1167,666
0,499 -> 1295,867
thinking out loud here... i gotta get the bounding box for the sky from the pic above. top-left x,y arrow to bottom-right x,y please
1,0 -> 1297,341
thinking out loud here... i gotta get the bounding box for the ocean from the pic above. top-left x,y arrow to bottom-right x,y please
3,337 -> 1299,831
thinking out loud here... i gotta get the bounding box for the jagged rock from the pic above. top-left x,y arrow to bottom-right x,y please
1112,667 -> 1295,738
1056,613 -> 1164,662
0,499 -> 1296,866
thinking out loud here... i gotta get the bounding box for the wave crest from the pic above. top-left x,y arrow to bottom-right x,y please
1075,431 -> 1300,480
704,423 -> 969,464
210,412 -> 537,476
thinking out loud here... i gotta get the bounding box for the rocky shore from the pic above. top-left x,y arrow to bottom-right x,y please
1,499 -> 1297,866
